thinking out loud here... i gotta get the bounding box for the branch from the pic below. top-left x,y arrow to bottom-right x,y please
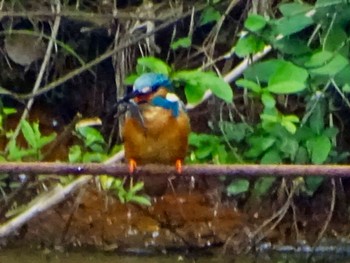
0,162 -> 350,177
0,10 -> 164,21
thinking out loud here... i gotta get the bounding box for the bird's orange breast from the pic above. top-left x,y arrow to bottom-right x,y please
123,105 -> 190,165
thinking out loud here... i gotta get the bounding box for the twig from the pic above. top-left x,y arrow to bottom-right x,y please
0,10 -> 169,21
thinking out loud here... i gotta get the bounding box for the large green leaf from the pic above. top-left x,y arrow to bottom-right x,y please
236,79 -> 261,93
274,13 -> 314,36
219,121 -> 252,142
245,136 -> 276,158
323,27 -> 348,53
244,14 -> 267,32
315,0 -> 343,7
184,83 -> 206,104
267,81 -> 306,94
261,92 -> 276,108
310,54 -> 349,76
174,70 -> 233,103
226,179 -> 250,196
269,62 -> 308,85
305,176 -> 324,196
137,57 -> 171,75
306,135 -> 331,164
273,37 -> 311,55
235,34 -> 265,57
205,75 -> 233,103
21,120 -> 37,149
304,51 -> 334,68
279,3 -> 313,17
244,59 -> 286,83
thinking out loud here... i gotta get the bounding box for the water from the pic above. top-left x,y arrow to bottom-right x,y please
2,248 -> 350,263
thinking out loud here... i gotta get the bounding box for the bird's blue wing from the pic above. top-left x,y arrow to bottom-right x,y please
151,94 -> 181,117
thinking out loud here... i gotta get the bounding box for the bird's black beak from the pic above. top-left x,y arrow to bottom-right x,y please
117,89 -> 141,104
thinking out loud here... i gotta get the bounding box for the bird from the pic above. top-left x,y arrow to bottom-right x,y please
122,73 -> 191,174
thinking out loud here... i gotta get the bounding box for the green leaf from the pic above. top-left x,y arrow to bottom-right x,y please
261,92 -> 276,108
129,195 -> 151,206
219,122 -> 252,142
137,57 -> 171,75
244,14 -> 267,32
261,149 -> 282,164
7,141 -> 36,161
295,146 -> 309,164
279,3 -> 313,17
3,108 -> 17,115
235,79 -> 261,93
280,138 -> 299,160
244,59 -> 286,83
305,176 -> 324,195
306,135 -> 331,164
269,62 -> 309,85
124,74 -> 139,85
253,177 -> 276,197
274,37 -> 311,55
323,27 -> 347,52
304,51 -> 334,68
99,175 -> 116,190
37,133 -> 56,149
77,126 -> 105,146
171,37 -> 192,50
129,181 -> 145,194
274,13 -> 314,36
335,65 -> 350,86
343,84 -> 350,93
21,120 -> 37,149
245,136 -> 276,158
235,34 -> 265,57
281,114 -> 299,134
69,145 -> 82,163
226,179 -> 249,196
82,152 -> 106,163
206,75 -> 233,103
295,126 -> 315,142
200,6 -> 221,25
195,145 -> 215,159
315,0 -> 343,8
267,81 -> 306,94
322,127 -> 338,139
174,70 -> 233,103
184,83 -> 206,104
310,54 -> 349,76
309,101 -> 325,135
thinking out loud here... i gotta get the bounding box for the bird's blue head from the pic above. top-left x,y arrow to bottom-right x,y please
122,73 -> 173,103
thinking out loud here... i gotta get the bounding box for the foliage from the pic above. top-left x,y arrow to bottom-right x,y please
7,120 -> 56,161
69,125 -> 151,206
190,0 -> 350,198
0,117 -> 56,198
125,56 -> 233,104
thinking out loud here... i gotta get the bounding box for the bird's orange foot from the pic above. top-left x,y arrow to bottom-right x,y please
128,159 -> 137,174
175,159 -> 183,174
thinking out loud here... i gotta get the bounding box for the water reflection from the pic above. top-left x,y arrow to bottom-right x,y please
1,248 -> 350,263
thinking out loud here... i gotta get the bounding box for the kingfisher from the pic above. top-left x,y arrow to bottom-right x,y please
122,73 -> 190,174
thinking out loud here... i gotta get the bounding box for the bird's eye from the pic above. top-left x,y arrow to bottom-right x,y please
141,86 -> 152,94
